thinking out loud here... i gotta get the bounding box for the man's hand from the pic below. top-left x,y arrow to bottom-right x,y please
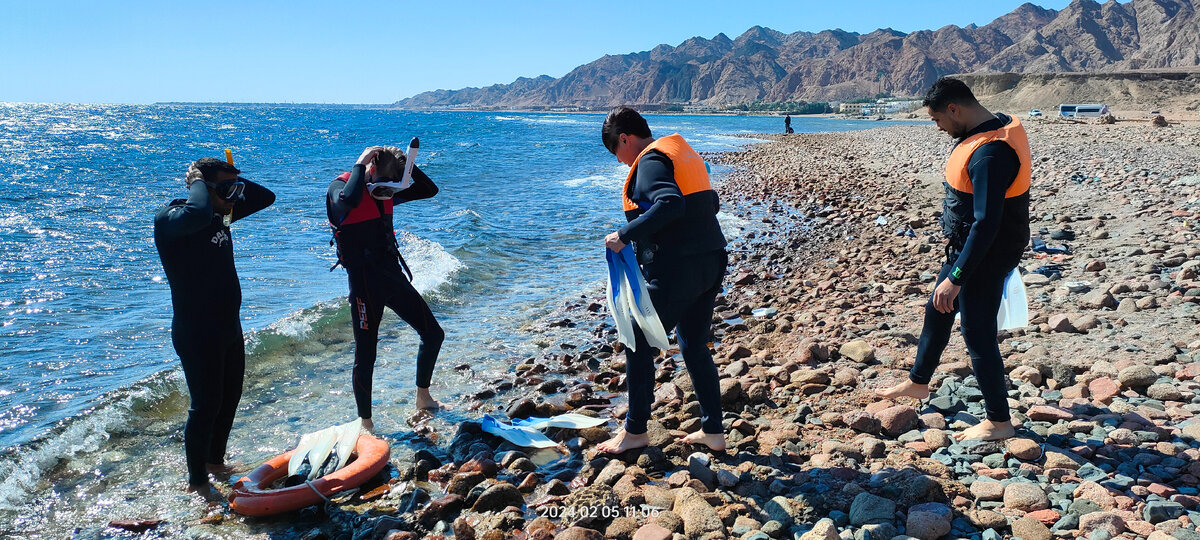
933,279 -> 962,313
605,231 -> 626,253
355,146 -> 382,166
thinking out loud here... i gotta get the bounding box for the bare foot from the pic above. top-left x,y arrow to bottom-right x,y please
416,388 -> 442,410
682,431 -> 727,452
875,379 -> 931,400
361,417 -> 375,433
205,462 -> 242,479
597,430 -> 650,454
954,420 -> 1016,442
186,482 -> 224,502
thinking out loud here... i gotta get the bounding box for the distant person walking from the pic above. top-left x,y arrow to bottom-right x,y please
784,113 -> 793,134
597,107 -> 728,453
154,157 -> 275,493
326,146 -> 445,432
876,78 -> 1031,442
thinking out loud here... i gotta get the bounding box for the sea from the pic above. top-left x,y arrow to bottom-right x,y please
0,104 -> 913,538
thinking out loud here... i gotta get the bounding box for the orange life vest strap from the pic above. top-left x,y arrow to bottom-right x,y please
944,116 -> 1032,198
622,133 -> 713,212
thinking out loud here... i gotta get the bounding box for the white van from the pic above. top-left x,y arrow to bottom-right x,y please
1059,104 -> 1110,118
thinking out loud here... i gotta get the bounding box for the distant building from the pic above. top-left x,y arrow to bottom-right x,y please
683,103 -> 717,112
838,99 -> 921,115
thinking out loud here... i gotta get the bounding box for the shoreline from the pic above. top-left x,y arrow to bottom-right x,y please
108,120 -> 1200,539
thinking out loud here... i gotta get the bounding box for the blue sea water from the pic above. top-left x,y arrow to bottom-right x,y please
0,104 -> 907,537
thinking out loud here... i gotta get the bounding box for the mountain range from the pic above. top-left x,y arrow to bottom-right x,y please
396,0 -> 1200,109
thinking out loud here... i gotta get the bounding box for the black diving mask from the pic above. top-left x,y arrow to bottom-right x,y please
367,177 -> 409,200
206,178 -> 246,201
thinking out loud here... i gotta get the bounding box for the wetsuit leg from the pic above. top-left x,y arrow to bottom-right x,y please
174,325 -> 223,486
207,328 -> 245,465
909,262 -> 957,385
958,260 -> 1016,422
349,266 -> 386,419
672,251 -> 727,434
375,259 -> 444,389
623,326 -> 655,434
624,251 -> 726,435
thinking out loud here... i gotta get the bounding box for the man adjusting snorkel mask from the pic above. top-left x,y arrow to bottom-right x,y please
366,138 -> 419,200
186,157 -> 246,226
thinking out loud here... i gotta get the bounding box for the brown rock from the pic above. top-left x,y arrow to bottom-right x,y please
557,527 -> 606,540
632,523 -> 672,540
1012,515 -> 1053,540
876,405 -> 919,437
1088,377 -> 1120,403
1006,438 -> 1042,460
1026,405 -> 1073,422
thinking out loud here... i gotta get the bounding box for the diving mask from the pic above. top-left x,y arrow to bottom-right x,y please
206,178 -> 246,202
367,178 -> 411,200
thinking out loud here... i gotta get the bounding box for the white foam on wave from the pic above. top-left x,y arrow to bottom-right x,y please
492,116 -> 518,121
397,232 -> 465,295
261,299 -> 344,339
0,372 -> 178,511
561,174 -> 619,190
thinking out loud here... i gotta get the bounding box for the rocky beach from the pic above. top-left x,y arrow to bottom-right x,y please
186,118 -> 1200,540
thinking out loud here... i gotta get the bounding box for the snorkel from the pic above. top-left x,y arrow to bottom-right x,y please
220,148 -> 236,226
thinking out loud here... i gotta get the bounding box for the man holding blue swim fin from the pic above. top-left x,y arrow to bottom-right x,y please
599,107 -> 728,453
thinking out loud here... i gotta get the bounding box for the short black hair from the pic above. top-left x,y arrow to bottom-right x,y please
193,157 -> 240,182
602,106 -> 652,154
922,77 -> 979,112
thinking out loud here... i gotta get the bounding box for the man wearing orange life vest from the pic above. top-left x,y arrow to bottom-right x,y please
877,78 -> 1031,442
598,107 -> 729,453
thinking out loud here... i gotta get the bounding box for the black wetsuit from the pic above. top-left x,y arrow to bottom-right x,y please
618,150 -> 727,435
327,164 -> 443,420
154,179 -> 274,486
910,114 -> 1030,423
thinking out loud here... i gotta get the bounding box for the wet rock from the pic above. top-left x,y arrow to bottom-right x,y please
447,472 -> 486,496
452,519 -> 476,540
849,491 -> 895,526
471,482 -> 524,513
906,502 -> 952,540
107,520 -> 162,533
557,527 -> 606,540
1004,482 -> 1049,511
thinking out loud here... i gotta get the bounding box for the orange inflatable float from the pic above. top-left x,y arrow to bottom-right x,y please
229,434 -> 390,516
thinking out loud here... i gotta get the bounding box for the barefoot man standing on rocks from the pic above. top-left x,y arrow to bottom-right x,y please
597,106 -> 729,453
877,78 -> 1032,442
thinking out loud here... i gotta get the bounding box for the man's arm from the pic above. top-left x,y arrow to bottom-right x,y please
328,164 -> 369,216
154,181 -> 213,237
616,153 -> 685,244
393,164 -> 438,204
231,180 -> 276,222
948,141 -> 1020,284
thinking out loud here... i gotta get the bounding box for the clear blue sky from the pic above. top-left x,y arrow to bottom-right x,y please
0,0 -> 1072,104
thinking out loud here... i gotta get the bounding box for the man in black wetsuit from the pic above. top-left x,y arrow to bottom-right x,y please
327,146 -> 444,431
597,107 -> 728,453
154,157 -> 275,492
877,78 -> 1031,442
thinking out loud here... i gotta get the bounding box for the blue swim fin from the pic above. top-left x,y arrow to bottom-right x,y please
615,246 -> 670,350
481,415 -> 560,449
607,248 -> 638,351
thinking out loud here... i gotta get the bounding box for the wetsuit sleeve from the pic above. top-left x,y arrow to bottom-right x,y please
393,164 -> 438,204
328,164 -> 368,216
231,180 -> 275,222
154,181 -> 213,237
617,152 -> 685,244
948,141 -> 1020,285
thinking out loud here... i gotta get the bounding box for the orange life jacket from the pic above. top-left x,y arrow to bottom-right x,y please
622,133 -> 713,212
944,116 -> 1031,198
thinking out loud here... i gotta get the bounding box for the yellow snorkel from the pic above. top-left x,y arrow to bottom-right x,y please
222,148 -> 235,226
